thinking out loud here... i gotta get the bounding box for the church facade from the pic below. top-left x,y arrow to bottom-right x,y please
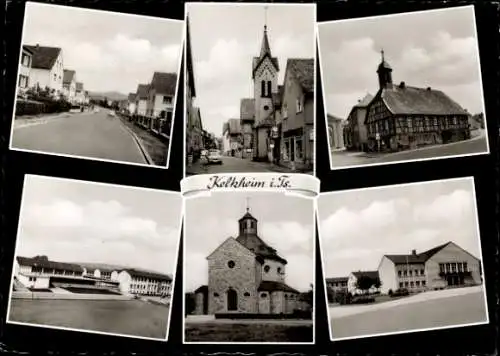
195,208 -> 302,315
364,51 -> 471,152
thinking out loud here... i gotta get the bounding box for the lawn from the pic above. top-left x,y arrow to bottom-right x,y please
185,322 -> 313,342
9,299 -> 170,339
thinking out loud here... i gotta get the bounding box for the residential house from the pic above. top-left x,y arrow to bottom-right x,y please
135,84 -> 149,118
62,69 -> 77,103
327,114 -> 345,150
222,122 -> 231,155
240,98 -> 255,159
147,71 -> 177,138
326,277 -> 348,292
18,45 -> 33,93
378,241 -> 482,294
347,271 -> 381,295
83,91 -> 90,105
127,93 -> 137,115
343,93 -> 373,151
226,118 -> 243,157
279,58 -> 314,170
24,44 -> 64,96
365,51 -> 470,152
75,82 -> 85,104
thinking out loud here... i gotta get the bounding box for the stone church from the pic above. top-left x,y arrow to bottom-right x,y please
194,206 -> 302,315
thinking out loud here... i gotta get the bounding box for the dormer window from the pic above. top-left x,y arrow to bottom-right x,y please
264,265 -> 270,273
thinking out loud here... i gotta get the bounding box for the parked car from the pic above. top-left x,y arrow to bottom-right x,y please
94,107 -> 100,113
207,149 -> 223,164
108,110 -> 116,117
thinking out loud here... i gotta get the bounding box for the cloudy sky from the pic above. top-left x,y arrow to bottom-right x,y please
184,192 -> 315,292
318,178 -> 482,278
187,3 -> 315,136
15,175 -> 183,275
23,2 -> 183,94
318,6 -> 484,119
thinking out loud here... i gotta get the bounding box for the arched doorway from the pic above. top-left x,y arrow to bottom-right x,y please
227,288 -> 238,311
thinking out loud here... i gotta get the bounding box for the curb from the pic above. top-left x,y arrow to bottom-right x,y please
117,119 -> 154,165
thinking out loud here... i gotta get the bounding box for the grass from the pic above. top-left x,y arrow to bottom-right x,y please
118,117 -> 169,166
185,323 -> 313,342
9,299 -> 170,339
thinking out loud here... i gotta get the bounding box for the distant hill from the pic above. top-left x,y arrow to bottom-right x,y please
87,91 -> 128,102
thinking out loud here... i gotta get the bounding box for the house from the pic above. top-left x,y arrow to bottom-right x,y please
112,269 -> 172,297
127,93 -> 137,115
326,277 -> 348,292
251,24 -> 280,162
18,45 -> 33,92
226,118 -> 243,157
347,271 -> 381,295
83,91 -> 90,105
75,82 -> 86,104
188,107 -> 204,161
135,84 -> 149,117
24,44 -> 64,96
146,72 -> 177,138
195,206 -> 302,315
377,241 -> 483,294
327,114 -> 345,151
240,98 -> 255,159
222,122 -> 231,155
62,69 -> 77,103
279,58 -> 314,170
365,50 -> 470,152
343,93 -> 374,151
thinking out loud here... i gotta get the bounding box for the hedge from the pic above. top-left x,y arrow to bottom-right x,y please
16,98 -> 71,117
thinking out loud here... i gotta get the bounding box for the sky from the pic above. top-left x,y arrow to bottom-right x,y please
187,3 -> 315,137
318,6 -> 485,119
318,178 -> 482,278
184,192 -> 315,293
15,175 -> 183,275
22,2 -> 183,94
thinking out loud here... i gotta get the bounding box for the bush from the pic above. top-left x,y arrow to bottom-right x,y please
391,288 -> 409,297
351,296 -> 375,304
388,289 -> 393,296
16,97 -> 71,117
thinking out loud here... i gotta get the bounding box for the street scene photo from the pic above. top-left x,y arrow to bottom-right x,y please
7,175 -> 182,340
184,192 -> 314,343
185,3 -> 316,175
318,6 -> 489,170
318,177 -> 488,341
10,3 -> 183,168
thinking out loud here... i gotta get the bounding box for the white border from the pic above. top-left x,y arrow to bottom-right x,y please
5,174 -> 184,342
182,190 -> 316,345
182,2 -> 317,178
9,1 -> 185,171
316,5 -> 490,171
316,176 -> 490,342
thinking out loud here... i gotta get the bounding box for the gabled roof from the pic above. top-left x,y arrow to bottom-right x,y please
17,255 -> 83,273
326,277 -> 349,283
258,281 -> 299,294
121,268 -> 172,282
285,58 -> 314,93
150,72 -> 177,96
128,93 -> 136,102
355,93 -> 374,108
240,98 -> 255,121
252,26 -> 279,79
227,118 -> 241,134
24,45 -> 61,70
76,82 -> 83,91
235,233 -> 287,265
380,84 -> 469,116
63,70 -> 75,84
351,270 -> 379,280
238,211 -> 256,221
383,241 -> 473,265
136,84 -> 150,100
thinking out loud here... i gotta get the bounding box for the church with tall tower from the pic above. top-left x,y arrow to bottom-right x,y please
193,202 -> 304,316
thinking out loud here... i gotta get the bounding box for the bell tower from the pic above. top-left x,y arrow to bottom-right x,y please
377,49 -> 393,90
238,198 -> 257,236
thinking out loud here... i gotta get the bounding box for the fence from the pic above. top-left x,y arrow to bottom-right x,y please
124,113 -> 172,141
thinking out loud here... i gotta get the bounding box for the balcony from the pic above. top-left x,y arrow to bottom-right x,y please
439,271 -> 471,277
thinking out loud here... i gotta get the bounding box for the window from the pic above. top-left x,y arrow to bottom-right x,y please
404,282 -> 409,287
261,80 -> 266,97
264,265 -> 270,273
282,104 -> 288,119
398,271 -> 402,277
244,292 -> 250,297
409,270 -> 413,276
214,292 -> 219,297
53,74 -> 57,80
422,281 -> 426,286
416,281 -> 420,287
420,269 -> 424,275
463,262 -> 468,272
267,81 -> 272,97
295,137 -> 303,160
296,98 -> 303,113
410,281 -> 414,287
260,293 -> 267,298
277,267 -> 282,274
399,282 -> 403,288
403,271 -> 407,277
22,54 -> 30,66
284,139 -> 290,161
263,105 -> 269,111
163,96 -> 172,104
227,260 -> 235,269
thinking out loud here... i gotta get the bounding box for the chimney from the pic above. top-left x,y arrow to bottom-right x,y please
399,81 -> 406,89
411,249 -> 417,256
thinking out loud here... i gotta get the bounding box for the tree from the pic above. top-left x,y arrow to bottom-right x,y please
356,275 -> 381,295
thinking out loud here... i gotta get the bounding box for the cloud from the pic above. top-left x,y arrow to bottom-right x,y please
413,189 -> 474,224
260,221 -> 313,253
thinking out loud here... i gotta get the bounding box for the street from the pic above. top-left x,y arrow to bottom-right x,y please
11,109 -> 149,165
331,132 -> 489,169
330,287 -> 488,340
187,155 -> 307,174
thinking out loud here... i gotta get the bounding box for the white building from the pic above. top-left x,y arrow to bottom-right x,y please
75,82 -> 85,104
111,269 -> 172,297
25,44 -> 64,96
18,46 -> 33,92
127,93 -> 137,115
135,84 -> 149,116
146,72 -> 177,118
62,69 -> 77,103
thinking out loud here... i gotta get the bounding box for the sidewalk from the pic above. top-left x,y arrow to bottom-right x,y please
14,112 -> 72,129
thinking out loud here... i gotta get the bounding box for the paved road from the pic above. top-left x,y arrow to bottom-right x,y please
331,134 -> 489,169
331,289 -> 487,340
11,110 -> 147,165
187,155 -> 299,174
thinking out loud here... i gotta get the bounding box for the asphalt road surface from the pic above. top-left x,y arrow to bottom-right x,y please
188,155 -> 296,174
12,110 -> 148,165
331,134 -> 489,169
331,289 -> 487,340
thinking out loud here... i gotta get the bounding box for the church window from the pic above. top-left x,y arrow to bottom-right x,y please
260,293 -> 267,298
244,292 -> 250,297
264,105 -> 269,111
214,293 -> 219,297
296,98 -> 303,113
227,260 -> 235,269
264,265 -> 270,273
267,81 -> 272,97
261,80 -> 266,97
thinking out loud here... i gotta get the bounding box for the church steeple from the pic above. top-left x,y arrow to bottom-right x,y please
238,198 -> 257,236
259,6 -> 272,58
377,49 -> 393,90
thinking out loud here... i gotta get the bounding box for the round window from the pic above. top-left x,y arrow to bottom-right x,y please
264,265 -> 270,273
228,260 -> 235,269
264,105 -> 269,111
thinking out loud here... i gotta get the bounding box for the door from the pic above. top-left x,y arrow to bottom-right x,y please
227,288 -> 238,311
289,137 -> 295,162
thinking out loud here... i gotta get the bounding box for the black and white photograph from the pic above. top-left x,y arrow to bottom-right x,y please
183,191 -> 314,343
10,2 -> 183,168
185,3 -> 316,176
318,177 -> 489,341
318,6 -> 489,170
6,175 -> 183,341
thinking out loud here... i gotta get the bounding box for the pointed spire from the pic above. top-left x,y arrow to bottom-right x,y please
260,6 -> 272,58
246,197 -> 250,213
381,49 -> 385,61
